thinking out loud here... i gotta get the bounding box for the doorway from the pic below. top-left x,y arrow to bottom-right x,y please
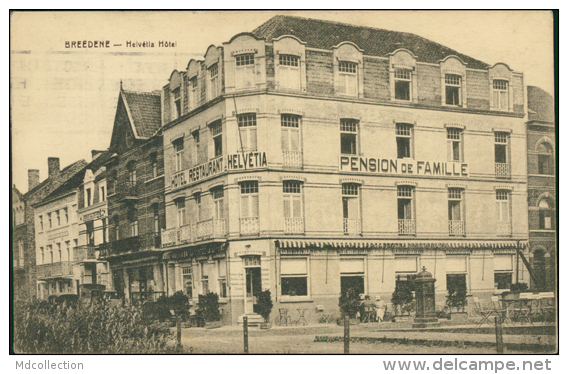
245,267 -> 262,314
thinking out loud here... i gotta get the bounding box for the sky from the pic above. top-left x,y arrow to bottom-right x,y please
10,10 -> 556,193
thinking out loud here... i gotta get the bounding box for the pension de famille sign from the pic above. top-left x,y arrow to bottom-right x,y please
340,156 -> 468,177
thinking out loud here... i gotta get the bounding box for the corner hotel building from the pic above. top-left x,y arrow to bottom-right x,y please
158,16 -> 528,325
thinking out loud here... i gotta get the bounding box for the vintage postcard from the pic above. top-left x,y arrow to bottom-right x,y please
10,10 -> 557,361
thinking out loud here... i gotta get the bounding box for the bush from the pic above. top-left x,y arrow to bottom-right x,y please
196,292 -> 221,322
338,287 -> 360,319
13,298 -> 176,354
256,290 -> 273,323
392,283 -> 414,316
446,276 -> 467,312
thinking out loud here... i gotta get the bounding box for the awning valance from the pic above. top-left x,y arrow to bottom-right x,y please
275,239 -> 526,250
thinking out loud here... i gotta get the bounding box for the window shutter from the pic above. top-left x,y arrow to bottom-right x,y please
447,140 -> 452,162
291,129 -> 300,151
251,194 -> 259,217
283,197 -> 291,218
281,129 -> 289,151
501,91 -> 508,110
249,127 -> 257,150
337,74 -> 346,94
346,74 -> 357,95
239,128 -> 248,151
281,258 -> 307,275
241,195 -> 249,218
348,197 -> 359,219
293,196 -> 302,218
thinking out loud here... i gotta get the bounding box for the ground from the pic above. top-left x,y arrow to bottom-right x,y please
176,322 -> 555,354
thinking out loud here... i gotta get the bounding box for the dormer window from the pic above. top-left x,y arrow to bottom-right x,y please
493,80 -> 509,110
209,63 -> 219,99
338,61 -> 358,96
172,87 -> 181,119
278,54 -> 300,90
394,69 -> 412,101
189,77 -> 198,110
235,54 -> 255,90
445,74 -> 462,106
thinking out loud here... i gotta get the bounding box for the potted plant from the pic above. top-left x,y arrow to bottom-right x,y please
337,287 -> 361,325
196,292 -> 222,327
256,290 -> 273,329
446,276 -> 468,323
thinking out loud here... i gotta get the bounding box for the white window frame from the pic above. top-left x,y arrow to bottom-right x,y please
396,123 -> 414,159
189,76 -> 198,110
283,181 -> 303,219
210,121 -> 223,159
444,74 -> 462,106
176,199 -> 186,227
235,54 -> 255,90
280,256 -> 310,298
281,114 -> 301,152
237,113 -> 257,152
338,61 -> 358,96
340,119 -> 359,155
173,138 -> 184,172
208,63 -> 219,100
394,69 -> 412,101
172,87 -> 181,119
217,259 -> 227,298
493,80 -> 509,111
447,128 -> 463,162
240,181 -> 259,219
278,54 -> 301,90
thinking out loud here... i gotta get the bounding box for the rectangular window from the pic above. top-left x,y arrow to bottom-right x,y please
40,247 -> 44,265
150,153 -> 158,178
172,87 -> 181,119
397,186 -> 415,235
394,69 -> 411,101
189,77 -> 198,109
56,242 -> 61,263
209,63 -> 219,99
65,241 -> 70,262
496,191 -> 510,222
195,194 -> 202,222
217,259 -> 227,298
448,189 -> 465,235
494,273 -> 512,290
102,218 -> 107,243
212,188 -> 224,220
340,258 -> 365,296
100,185 -> 106,202
447,128 -> 463,162
86,221 -> 95,246
396,123 -> 413,159
340,119 -> 358,155
493,80 -> 509,110
130,220 -> 138,237
182,267 -> 193,299
86,188 -> 92,207
278,54 -> 300,90
281,114 -> 301,152
56,210 -> 61,226
281,258 -> 308,296
48,213 -> 52,229
494,132 -> 508,164
176,199 -> 186,227
39,215 -> 43,231
235,54 -> 255,89
240,181 -> 259,218
494,254 -> 513,289
200,262 -> 209,295
48,245 -> 53,263
342,183 -> 360,235
283,181 -> 302,219
445,74 -> 461,105
238,113 -> 257,152
18,240 -> 24,267
338,61 -> 358,96
211,121 -> 223,158
173,138 -> 184,172
192,130 -> 200,164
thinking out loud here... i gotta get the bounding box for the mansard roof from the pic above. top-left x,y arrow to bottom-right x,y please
121,90 -> 162,138
252,15 -> 489,69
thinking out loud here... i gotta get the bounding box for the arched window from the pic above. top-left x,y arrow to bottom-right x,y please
537,142 -> 553,175
539,199 -> 555,230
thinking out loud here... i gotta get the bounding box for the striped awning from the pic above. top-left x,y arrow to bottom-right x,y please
275,239 -> 526,250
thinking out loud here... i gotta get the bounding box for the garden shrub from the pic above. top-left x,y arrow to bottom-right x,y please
338,287 -> 360,319
392,282 -> 414,316
256,290 -> 273,323
196,292 -> 221,322
446,276 -> 467,312
13,298 -> 176,354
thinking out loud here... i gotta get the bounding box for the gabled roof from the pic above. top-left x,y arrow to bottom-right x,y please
252,15 -> 489,70
121,90 -> 161,138
33,159 -> 88,206
527,86 -> 555,124
23,159 -> 87,200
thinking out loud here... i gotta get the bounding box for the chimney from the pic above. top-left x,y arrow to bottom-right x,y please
28,169 -> 40,191
48,157 -> 60,179
91,150 -> 105,160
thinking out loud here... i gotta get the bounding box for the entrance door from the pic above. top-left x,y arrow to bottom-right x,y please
245,267 -> 262,314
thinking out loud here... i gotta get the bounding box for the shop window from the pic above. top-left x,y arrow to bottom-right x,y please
340,258 -> 365,296
494,254 -> 513,289
494,273 -> 512,290
338,61 -> 358,96
396,123 -> 413,159
340,119 -> 358,155
537,143 -> 553,175
278,54 -> 300,90
447,128 -> 463,162
238,113 -> 257,152
493,80 -> 509,110
281,257 -> 308,296
445,74 -> 461,105
394,69 -> 412,101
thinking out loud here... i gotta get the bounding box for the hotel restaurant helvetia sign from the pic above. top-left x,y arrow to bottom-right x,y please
172,151 -> 268,188
340,156 -> 468,176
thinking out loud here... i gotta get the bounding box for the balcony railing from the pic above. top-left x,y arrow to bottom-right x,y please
36,261 -> 74,279
195,218 -> 226,240
240,217 -> 260,235
496,221 -> 512,236
398,219 -> 416,235
495,163 -> 511,178
161,225 -> 192,247
343,218 -> 361,235
74,245 -> 96,262
114,181 -> 141,201
282,151 -> 303,168
285,217 -> 305,234
448,220 -> 466,236
99,234 -> 159,257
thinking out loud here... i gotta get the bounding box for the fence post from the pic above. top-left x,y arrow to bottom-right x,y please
243,316 -> 249,354
176,315 -> 182,348
344,315 -> 350,354
495,315 -> 504,353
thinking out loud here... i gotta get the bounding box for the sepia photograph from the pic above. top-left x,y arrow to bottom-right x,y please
10,10 -> 557,360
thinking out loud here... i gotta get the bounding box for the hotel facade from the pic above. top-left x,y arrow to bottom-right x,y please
156,16 -> 529,325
